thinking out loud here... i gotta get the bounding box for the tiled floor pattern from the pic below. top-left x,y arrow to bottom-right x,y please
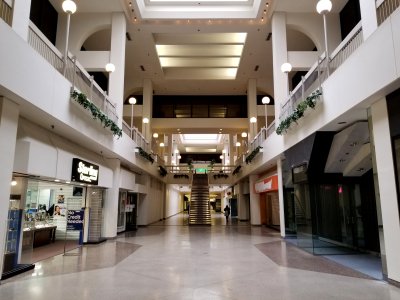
0,213 -> 399,300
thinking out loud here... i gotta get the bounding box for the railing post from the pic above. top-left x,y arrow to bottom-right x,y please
89,75 -> 94,103
317,57 -> 321,91
71,56 -> 77,93
301,75 -> 305,102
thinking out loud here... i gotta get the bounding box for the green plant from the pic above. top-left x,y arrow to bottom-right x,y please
213,173 -> 229,179
245,146 -> 263,164
174,174 -> 189,179
208,159 -> 216,168
136,147 -> 154,164
71,90 -> 122,138
232,165 -> 242,176
187,159 -> 193,171
276,89 -> 322,135
158,165 -> 168,177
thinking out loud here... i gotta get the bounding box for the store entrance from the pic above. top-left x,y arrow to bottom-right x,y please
126,193 -> 137,231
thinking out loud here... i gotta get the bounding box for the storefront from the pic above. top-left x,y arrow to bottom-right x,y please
255,174 -> 280,230
2,119 -> 114,279
2,157 -> 108,279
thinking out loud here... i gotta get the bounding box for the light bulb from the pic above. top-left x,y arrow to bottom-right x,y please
262,96 -> 270,104
62,0 -> 77,14
105,63 -> 115,73
281,62 -> 292,73
128,97 -> 136,105
316,0 -> 332,14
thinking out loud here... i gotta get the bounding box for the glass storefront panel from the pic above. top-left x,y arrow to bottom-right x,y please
21,180 -> 84,264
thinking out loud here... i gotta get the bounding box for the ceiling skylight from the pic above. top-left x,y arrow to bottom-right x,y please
132,0 -> 262,19
182,134 -> 220,144
155,33 -> 246,80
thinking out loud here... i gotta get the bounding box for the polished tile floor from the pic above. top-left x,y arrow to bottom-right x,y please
1,213 -> 400,300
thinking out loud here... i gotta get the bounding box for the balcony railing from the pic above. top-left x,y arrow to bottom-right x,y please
130,125 -> 150,153
27,21 -> 118,123
165,164 -> 235,174
377,0 -> 400,25
279,57 -> 325,122
249,127 -> 267,153
280,22 -> 364,123
0,0 -> 12,26
329,22 -> 363,74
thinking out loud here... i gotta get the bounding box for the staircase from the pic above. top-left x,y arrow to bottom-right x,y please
189,174 -> 211,225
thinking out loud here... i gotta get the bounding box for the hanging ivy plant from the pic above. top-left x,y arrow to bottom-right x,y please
232,165 -> 242,176
174,174 -> 189,179
158,165 -> 168,177
276,90 -> 322,135
213,173 -> 229,179
71,90 -> 122,138
136,147 -> 154,164
245,146 -> 263,164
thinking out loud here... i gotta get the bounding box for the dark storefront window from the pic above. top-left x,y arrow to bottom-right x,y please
152,95 -> 247,118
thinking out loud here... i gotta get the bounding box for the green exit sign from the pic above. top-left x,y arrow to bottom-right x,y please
196,168 -> 207,174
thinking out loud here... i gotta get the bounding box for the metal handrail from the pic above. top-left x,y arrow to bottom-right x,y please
165,164 -> 236,174
280,22 -> 364,123
329,22 -> 363,74
249,127 -> 267,152
27,22 -> 118,123
377,0 -> 400,25
0,0 -> 12,26
131,126 -> 150,152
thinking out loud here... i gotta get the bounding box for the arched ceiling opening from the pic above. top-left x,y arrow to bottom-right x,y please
81,28 -> 111,51
286,28 -> 317,51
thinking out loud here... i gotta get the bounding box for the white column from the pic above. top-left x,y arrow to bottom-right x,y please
11,0 -> 32,41
102,158 -> 121,238
237,181 -> 248,221
271,12 -> 289,118
277,158 -> 286,237
360,0 -> 378,40
370,98 -> 400,283
249,175 -> 261,225
108,13 -> 126,127
229,133 -> 235,165
247,79 -> 257,139
0,97 -> 19,279
142,79 -> 153,142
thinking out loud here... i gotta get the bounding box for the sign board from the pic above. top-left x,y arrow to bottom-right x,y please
71,158 -> 99,185
254,175 -> 278,193
67,210 -> 84,231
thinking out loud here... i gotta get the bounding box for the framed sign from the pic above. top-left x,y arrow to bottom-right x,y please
67,210 -> 84,231
71,158 -> 99,185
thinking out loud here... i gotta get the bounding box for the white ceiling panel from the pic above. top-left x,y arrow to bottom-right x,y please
159,57 -> 240,67
155,44 -> 244,57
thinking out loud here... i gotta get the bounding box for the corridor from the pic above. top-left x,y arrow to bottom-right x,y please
0,213 -> 399,300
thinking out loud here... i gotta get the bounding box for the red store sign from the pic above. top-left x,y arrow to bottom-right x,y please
254,175 -> 278,193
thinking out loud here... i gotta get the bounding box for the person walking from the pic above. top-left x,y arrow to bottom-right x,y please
223,205 -> 230,223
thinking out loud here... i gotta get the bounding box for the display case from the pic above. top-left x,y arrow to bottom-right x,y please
3,209 -> 22,273
22,220 -> 57,249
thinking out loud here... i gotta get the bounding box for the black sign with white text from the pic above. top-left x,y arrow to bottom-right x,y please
71,158 -> 99,185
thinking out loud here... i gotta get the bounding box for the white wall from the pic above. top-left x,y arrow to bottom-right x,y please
137,176 -> 164,225
165,185 -> 183,217
120,168 -> 136,190
14,119 -> 113,186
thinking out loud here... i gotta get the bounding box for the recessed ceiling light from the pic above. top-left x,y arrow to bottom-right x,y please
54,179 -> 60,182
